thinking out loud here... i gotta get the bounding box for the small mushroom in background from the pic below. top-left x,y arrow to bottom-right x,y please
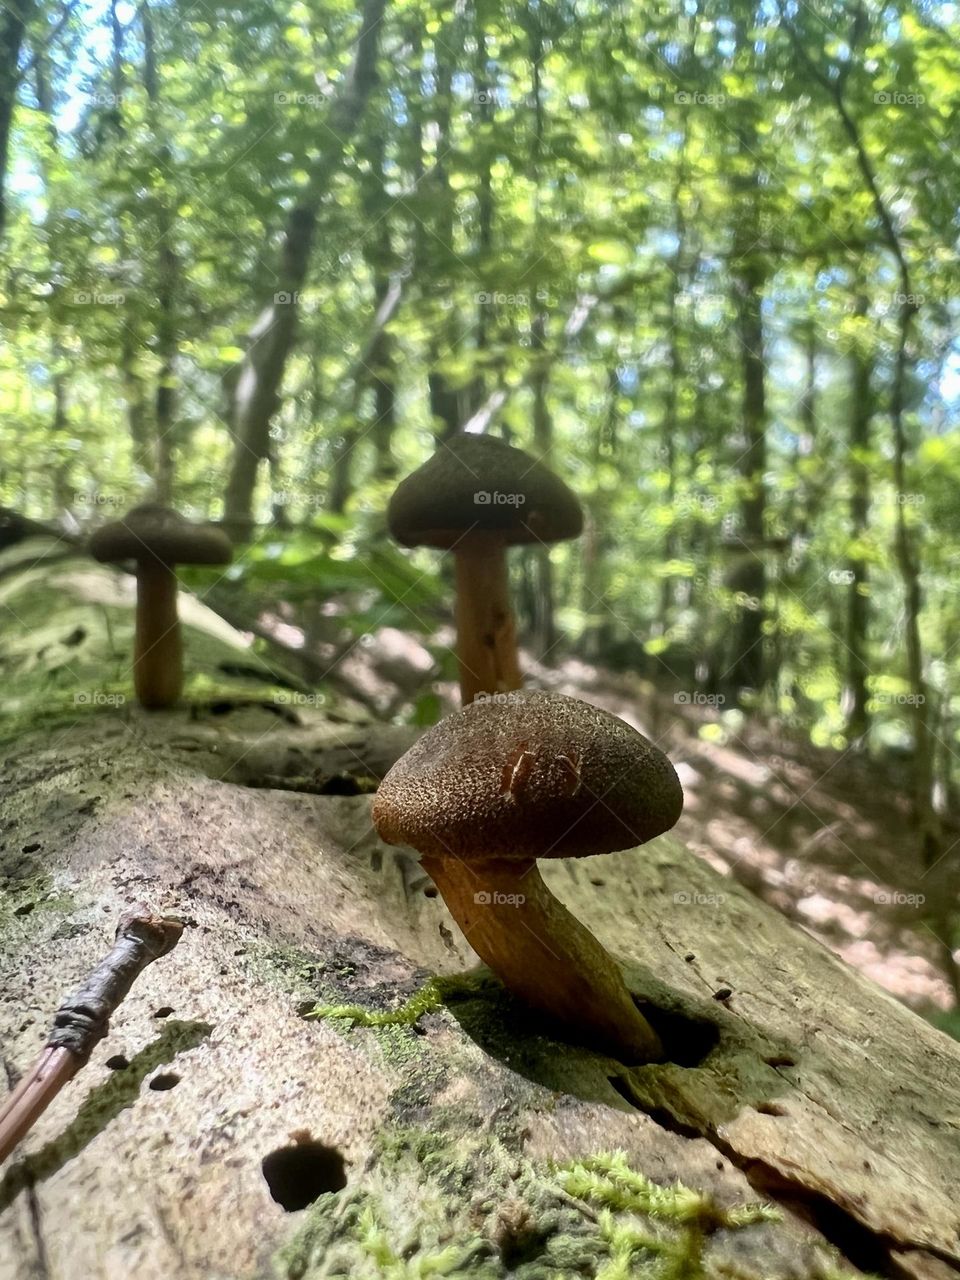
89,504 -> 232,709
386,433 -> 582,704
372,690 -> 683,1063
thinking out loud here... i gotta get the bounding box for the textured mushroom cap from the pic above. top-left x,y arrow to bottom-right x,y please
89,504 -> 233,567
373,691 -> 683,861
387,434 -> 583,549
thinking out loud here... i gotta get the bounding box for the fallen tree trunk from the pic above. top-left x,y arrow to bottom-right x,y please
1,546 -> 960,1280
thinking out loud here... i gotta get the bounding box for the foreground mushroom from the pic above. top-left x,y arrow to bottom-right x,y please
373,690 -> 683,1062
387,433 -> 582,704
89,504 -> 232,709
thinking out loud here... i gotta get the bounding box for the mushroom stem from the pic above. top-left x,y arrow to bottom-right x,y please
422,855 -> 663,1063
453,534 -> 522,704
134,560 -> 183,709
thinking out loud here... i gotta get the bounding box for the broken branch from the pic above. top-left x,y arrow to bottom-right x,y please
0,904 -> 183,1164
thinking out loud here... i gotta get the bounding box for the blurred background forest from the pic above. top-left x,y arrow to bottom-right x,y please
1,0 -> 959,1030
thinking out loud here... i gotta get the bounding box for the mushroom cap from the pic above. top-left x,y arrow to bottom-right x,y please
372,690 -> 683,862
387,434 -> 583,549
89,504 -> 233,567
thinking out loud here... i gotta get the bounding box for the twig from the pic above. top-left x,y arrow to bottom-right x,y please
0,904 -> 183,1164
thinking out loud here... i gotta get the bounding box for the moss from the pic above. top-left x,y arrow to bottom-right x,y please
554,1151 -> 778,1230
301,972 -> 493,1030
274,1128 -> 806,1280
302,975 -> 454,1028
0,874 -> 75,946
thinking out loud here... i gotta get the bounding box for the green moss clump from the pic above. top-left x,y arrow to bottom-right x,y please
302,973 -> 477,1029
276,1130 -> 816,1280
555,1150 -> 778,1230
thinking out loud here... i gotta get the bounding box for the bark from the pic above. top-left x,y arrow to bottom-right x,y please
470,15 -> 494,415
726,126 -> 768,697
327,426 -> 360,516
422,38 -> 460,441
0,0 -> 34,240
844,295 -> 872,741
141,0 -> 177,504
363,133 -> 398,483
222,0 -> 388,531
526,17 -> 554,658
657,150 -> 687,638
32,42 -> 72,512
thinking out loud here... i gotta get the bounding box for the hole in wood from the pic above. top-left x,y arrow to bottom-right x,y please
148,1072 -> 181,1091
633,1000 -> 720,1067
261,1139 -> 347,1211
756,1101 -> 786,1116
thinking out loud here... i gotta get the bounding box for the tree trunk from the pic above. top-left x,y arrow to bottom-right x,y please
140,1 -> 178,505
0,0 -> 33,240
32,40 -> 72,514
844,295 -> 872,742
657,153 -> 686,639
726,134 -> 767,698
222,0 -> 387,531
526,18 -> 554,660
362,133 -> 397,484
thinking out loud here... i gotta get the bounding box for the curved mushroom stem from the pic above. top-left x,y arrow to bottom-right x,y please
134,560 -> 183,709
422,855 -> 663,1063
453,533 -> 522,705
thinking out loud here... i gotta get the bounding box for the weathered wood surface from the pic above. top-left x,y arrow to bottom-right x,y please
1,540 -> 960,1279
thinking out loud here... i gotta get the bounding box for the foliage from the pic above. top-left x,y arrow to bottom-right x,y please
1,0 -> 959,786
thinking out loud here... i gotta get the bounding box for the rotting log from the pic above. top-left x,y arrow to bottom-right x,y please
2,544 -> 960,1279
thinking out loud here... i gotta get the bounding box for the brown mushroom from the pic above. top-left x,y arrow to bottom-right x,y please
89,504 -> 232,709
372,690 -> 683,1062
387,434 -> 582,704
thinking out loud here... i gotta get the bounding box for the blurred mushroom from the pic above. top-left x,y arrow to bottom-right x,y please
90,504 -> 232,709
387,434 -> 582,703
373,690 -> 683,1062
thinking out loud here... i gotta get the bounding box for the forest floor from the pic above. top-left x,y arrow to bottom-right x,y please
568,662 -> 959,1022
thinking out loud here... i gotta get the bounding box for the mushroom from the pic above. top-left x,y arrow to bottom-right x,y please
372,690 -> 683,1062
89,504 -> 232,709
387,433 -> 582,704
